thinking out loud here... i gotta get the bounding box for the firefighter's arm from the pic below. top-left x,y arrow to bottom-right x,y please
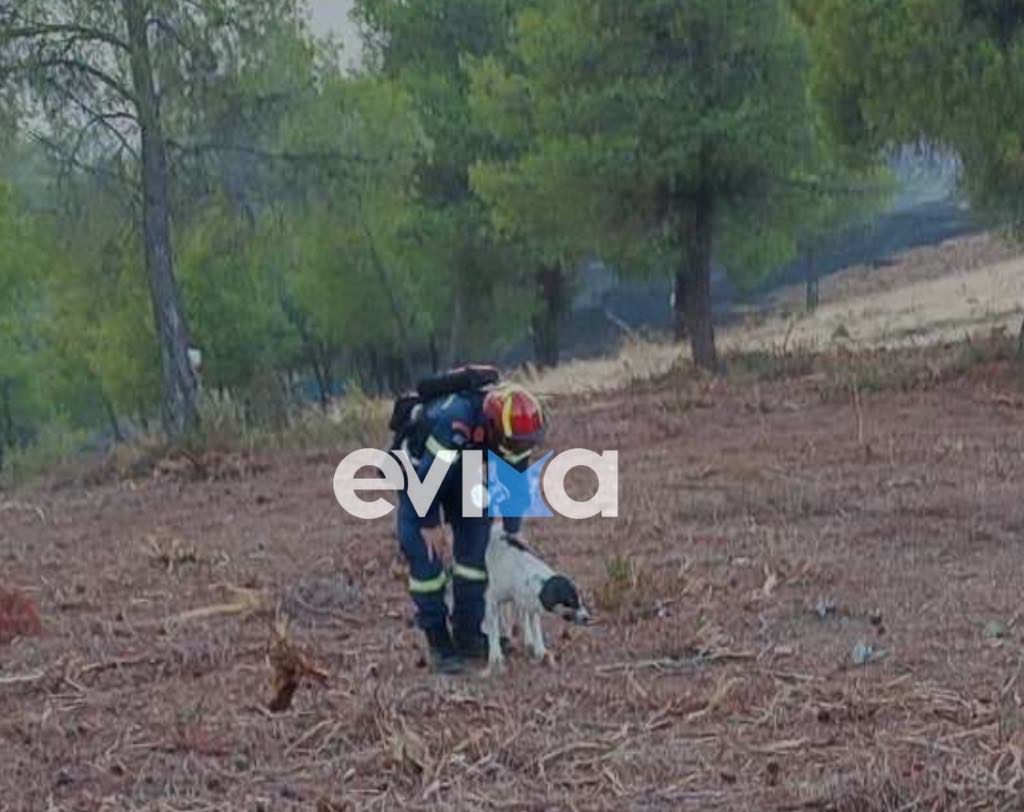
406,436 -> 459,562
423,397 -> 474,460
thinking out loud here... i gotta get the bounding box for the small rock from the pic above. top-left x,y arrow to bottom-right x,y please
278,784 -> 300,801
283,576 -> 360,620
852,642 -> 874,665
233,755 -> 250,772
54,769 -> 74,788
984,621 -> 1008,640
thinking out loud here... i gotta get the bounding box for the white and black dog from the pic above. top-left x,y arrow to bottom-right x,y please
481,523 -> 589,670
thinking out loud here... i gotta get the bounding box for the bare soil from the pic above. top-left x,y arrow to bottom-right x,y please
4,343 -> 1024,811
529,232 -> 1024,399
728,233 -> 1024,354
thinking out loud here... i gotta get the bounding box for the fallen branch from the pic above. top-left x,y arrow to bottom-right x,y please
596,650 -> 756,675
0,669 -> 46,686
746,737 -> 809,755
539,740 -> 613,769
79,655 -> 165,677
150,586 -> 265,630
0,501 -> 46,522
686,676 -> 742,722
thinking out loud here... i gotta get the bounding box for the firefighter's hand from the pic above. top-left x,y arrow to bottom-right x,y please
423,526 -> 451,563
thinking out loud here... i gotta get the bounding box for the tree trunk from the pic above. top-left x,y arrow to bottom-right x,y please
309,351 -> 328,409
532,262 -> 564,369
0,380 -> 13,449
102,392 -> 125,444
360,216 -> 415,385
805,248 -> 819,312
136,397 -> 150,433
680,186 -> 718,371
447,263 -> 466,368
367,346 -> 383,393
123,0 -> 199,438
428,333 -> 440,373
673,266 -> 688,341
321,351 -> 335,400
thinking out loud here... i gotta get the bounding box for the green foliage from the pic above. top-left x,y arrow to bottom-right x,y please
0,424 -> 90,489
0,0 -> 919,473
0,182 -> 52,447
806,0 -> 1024,226
46,194 -> 161,423
354,0 -> 532,363
468,0 -> 851,370
178,201 -> 300,392
275,75 -> 433,357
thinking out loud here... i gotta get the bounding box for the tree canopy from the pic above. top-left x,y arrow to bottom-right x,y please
0,0 -> 904,469
469,0 -> 847,368
803,0 -> 1024,226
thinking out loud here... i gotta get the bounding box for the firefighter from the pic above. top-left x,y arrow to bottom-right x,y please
396,382 -> 547,673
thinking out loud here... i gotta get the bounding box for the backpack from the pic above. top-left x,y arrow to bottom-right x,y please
387,365 -> 500,454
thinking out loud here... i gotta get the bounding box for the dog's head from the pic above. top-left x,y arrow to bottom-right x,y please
539,575 -> 590,625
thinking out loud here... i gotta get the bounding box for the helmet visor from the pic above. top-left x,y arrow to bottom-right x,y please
496,429 -> 545,466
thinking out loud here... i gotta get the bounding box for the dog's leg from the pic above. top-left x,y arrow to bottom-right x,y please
502,603 -> 515,647
521,607 -> 536,655
482,598 -> 505,674
530,613 -> 553,664
525,612 -> 547,661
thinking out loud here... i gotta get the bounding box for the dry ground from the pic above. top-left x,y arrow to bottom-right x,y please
4,232 -> 1024,811
4,336 -> 1024,811
731,233 -> 1024,353
528,232 -> 1023,398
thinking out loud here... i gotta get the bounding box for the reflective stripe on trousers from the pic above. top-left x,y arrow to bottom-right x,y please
452,562 -> 487,582
409,571 -> 448,594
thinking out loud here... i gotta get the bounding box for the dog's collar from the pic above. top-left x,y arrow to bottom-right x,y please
503,534 -> 534,555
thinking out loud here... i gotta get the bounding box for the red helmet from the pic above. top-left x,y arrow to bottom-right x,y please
482,385 -> 547,464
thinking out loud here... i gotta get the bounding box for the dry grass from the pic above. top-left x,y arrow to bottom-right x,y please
724,233 -> 1024,356
4,233 -> 1024,810
519,336 -> 684,398
5,336 -> 1024,809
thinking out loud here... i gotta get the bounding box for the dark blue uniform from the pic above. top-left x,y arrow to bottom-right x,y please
396,391 -> 522,648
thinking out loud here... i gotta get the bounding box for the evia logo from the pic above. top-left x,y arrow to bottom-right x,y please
333,449 -> 619,521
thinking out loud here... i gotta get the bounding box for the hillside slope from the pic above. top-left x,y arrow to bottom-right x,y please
3,340 -> 1024,809
528,232 -> 1023,396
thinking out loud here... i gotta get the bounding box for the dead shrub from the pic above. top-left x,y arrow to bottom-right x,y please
594,555 -> 651,614
722,346 -> 817,381
0,588 -> 42,645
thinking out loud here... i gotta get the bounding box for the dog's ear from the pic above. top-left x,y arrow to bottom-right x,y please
539,575 -> 580,612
